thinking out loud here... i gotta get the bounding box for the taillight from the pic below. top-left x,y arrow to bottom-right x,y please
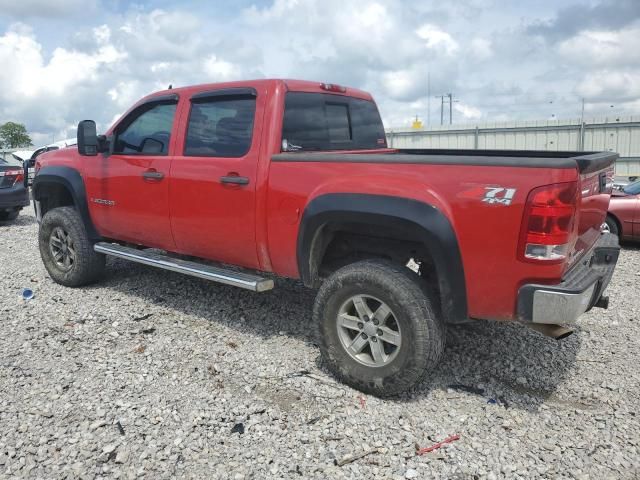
0,169 -> 24,186
518,181 -> 578,262
320,83 -> 347,93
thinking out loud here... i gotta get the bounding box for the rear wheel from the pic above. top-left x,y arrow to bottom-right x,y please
605,215 -> 619,236
314,259 -> 445,397
0,209 -> 20,221
39,207 -> 105,287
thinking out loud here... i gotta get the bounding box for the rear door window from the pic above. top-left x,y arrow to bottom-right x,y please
184,96 -> 256,158
282,92 -> 386,151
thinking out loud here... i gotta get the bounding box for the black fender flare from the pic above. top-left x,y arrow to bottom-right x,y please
297,193 -> 468,324
32,166 -> 100,240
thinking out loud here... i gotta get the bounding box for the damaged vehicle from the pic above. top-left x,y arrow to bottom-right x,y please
32,79 -> 620,395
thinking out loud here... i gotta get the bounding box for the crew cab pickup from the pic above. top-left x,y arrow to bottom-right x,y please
33,79 -> 619,396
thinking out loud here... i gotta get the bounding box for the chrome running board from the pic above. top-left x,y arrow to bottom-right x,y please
94,242 -> 274,292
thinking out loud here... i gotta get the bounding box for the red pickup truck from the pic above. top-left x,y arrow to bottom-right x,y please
33,79 -> 620,396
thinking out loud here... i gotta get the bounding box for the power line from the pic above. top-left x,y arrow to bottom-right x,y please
435,93 -> 458,125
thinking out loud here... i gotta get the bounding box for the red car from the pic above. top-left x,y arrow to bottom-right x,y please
32,79 -> 620,396
606,181 -> 640,240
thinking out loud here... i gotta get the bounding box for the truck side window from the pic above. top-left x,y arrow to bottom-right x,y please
282,92 -> 387,151
113,102 -> 177,155
184,96 -> 256,158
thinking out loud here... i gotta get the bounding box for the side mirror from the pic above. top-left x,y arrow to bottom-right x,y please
77,120 -> 99,156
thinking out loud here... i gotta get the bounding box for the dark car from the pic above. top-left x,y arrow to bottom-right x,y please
0,155 -> 29,221
606,180 -> 640,241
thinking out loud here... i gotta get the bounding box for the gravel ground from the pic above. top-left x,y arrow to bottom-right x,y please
1,206 -> 639,479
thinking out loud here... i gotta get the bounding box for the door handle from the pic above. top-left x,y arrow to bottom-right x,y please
142,170 -> 164,181
220,175 -> 249,186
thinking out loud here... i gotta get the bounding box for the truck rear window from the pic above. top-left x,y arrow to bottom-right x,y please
282,92 -> 387,151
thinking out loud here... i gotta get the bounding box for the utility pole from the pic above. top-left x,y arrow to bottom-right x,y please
579,98 -> 586,151
436,95 -> 446,125
436,93 -> 458,125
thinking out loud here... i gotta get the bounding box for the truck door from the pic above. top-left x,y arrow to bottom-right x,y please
84,96 -> 178,250
169,88 -> 264,269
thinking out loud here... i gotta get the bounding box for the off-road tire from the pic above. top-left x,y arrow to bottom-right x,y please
314,259 -> 445,397
39,207 -> 105,287
0,209 -> 20,221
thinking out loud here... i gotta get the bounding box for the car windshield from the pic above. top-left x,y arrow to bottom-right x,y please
622,181 -> 640,195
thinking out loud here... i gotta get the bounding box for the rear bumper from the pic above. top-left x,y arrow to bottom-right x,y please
0,185 -> 30,210
517,233 -> 619,324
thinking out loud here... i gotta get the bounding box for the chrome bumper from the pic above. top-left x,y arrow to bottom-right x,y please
517,233 -> 619,324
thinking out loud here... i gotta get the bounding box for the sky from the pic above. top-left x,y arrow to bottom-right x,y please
0,0 -> 639,146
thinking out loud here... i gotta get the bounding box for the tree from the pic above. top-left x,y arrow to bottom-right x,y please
0,122 -> 33,150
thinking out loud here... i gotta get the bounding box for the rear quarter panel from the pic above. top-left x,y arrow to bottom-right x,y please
267,161 -> 578,321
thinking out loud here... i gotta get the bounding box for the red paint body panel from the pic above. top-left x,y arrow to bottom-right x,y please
609,192 -> 640,240
167,82 -> 271,269
266,162 -> 578,320
84,154 -> 176,249
36,79 -> 616,322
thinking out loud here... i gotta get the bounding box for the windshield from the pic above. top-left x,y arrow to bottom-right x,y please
622,181 -> 640,195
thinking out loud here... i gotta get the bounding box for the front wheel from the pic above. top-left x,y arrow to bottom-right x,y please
39,207 -> 105,287
605,215 -> 619,236
314,259 -> 445,397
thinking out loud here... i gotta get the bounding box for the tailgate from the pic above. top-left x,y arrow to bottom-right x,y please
570,152 -> 617,266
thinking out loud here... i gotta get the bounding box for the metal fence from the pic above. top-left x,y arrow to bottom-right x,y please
386,115 -> 640,176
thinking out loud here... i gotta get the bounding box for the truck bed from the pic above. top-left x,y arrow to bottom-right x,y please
273,149 -> 617,174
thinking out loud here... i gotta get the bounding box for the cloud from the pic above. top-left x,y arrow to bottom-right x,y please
454,102 -> 482,119
416,24 -> 459,56
203,55 -> 242,81
0,0 -> 99,18
470,37 -> 492,60
575,71 -> 640,102
0,24 -> 126,98
0,8 -> 257,141
558,26 -> 640,67
0,0 -> 639,140
527,0 -> 640,40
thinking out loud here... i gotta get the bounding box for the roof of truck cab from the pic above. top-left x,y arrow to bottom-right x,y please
142,79 -> 374,102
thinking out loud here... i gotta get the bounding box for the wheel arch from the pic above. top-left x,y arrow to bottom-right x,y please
33,166 -> 100,240
298,193 -> 468,324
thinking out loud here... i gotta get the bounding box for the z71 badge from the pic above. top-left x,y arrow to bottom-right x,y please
482,187 -> 516,205
460,186 -> 517,206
